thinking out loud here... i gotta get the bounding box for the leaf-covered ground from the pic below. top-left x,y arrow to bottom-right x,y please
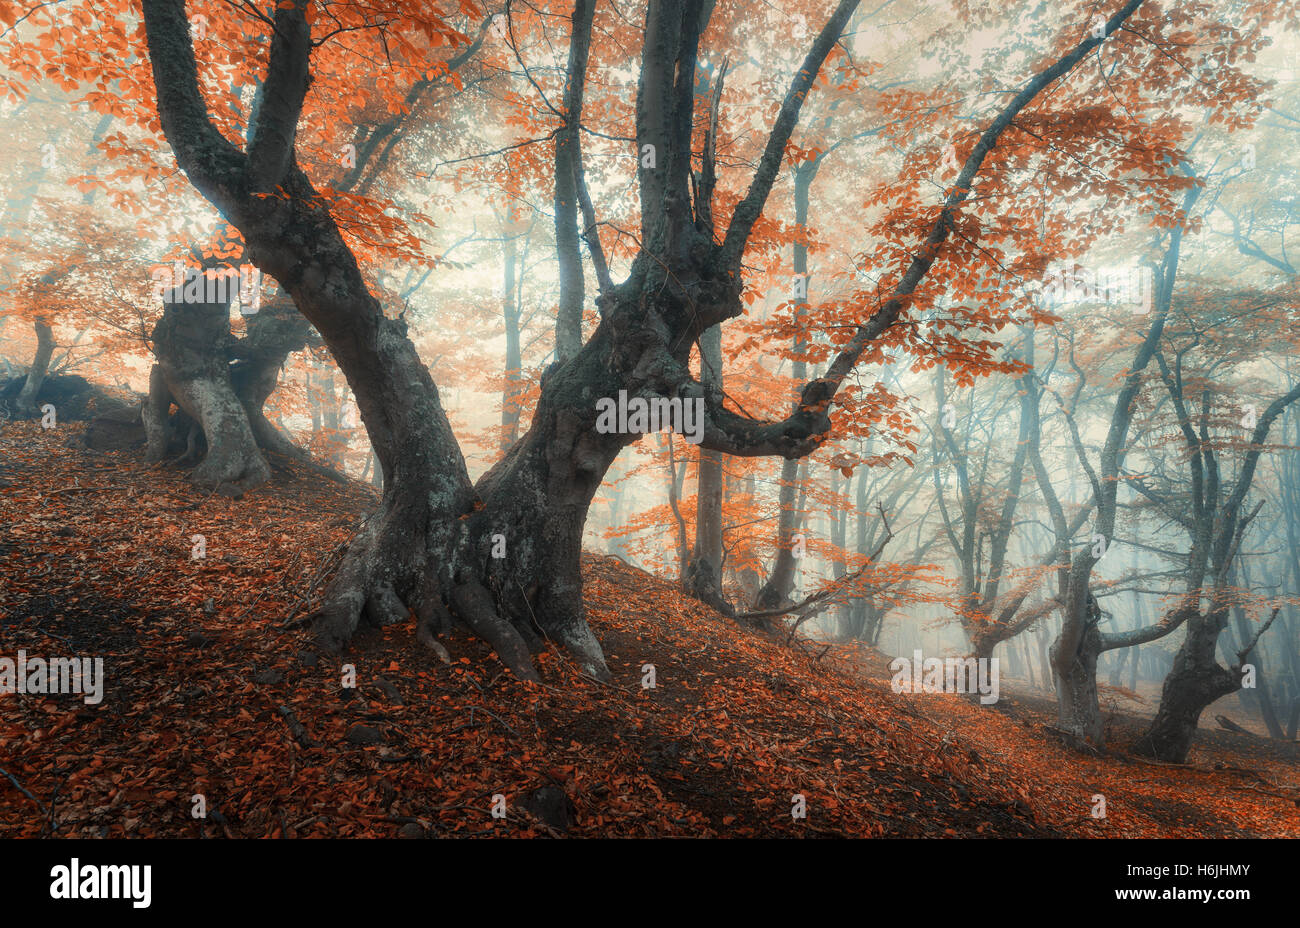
1,421 -> 1297,837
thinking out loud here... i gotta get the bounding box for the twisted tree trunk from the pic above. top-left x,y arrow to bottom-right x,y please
143,274 -> 270,490
143,274 -> 315,490
1132,607 -> 1239,760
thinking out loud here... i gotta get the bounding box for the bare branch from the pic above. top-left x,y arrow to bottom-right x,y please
1235,607 -> 1280,665
719,0 -> 859,267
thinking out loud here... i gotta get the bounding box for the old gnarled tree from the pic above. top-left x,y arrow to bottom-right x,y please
139,0 -> 1144,680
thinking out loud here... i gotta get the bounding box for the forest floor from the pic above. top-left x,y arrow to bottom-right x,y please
1,420 -> 1297,838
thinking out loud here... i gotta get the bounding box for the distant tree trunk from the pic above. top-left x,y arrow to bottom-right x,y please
1132,381 -> 1300,761
1108,647 -> 1126,688
830,469 -> 849,634
732,473 -> 763,605
143,271 -> 270,491
844,468 -> 870,638
16,318 -> 54,413
667,433 -> 691,583
1229,629 -> 1276,732
1050,184 -> 1200,750
1230,564 -> 1285,738
1135,565 -> 1288,762
1133,605 -> 1240,760
1121,553 -> 1143,690
1021,633 -> 1037,689
754,157 -> 819,613
144,274 -> 314,490
755,458 -> 804,613
603,457 -> 627,556
307,357 -> 347,466
1281,471 -> 1300,740
308,360 -> 322,435
1037,623 -> 1054,693
687,323 -> 728,611
501,230 -> 523,450
322,370 -> 343,465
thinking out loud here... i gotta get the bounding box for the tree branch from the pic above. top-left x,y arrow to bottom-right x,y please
554,0 -> 598,360
1235,607 -> 1280,665
718,0 -> 859,267
246,0 -> 312,191
694,0 -> 1148,456
141,0 -> 249,213
807,0 -> 1148,403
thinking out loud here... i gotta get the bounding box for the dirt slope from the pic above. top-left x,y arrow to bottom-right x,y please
1,421 -> 1296,837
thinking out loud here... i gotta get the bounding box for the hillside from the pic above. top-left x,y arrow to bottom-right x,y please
1,421 -> 1297,838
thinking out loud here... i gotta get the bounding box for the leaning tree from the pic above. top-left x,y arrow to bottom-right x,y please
0,0 -> 1213,683
126,0 -> 1166,680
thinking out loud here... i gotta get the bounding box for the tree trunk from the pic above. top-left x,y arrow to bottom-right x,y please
1109,646 -> 1127,688
16,319 -> 54,413
1050,604 -> 1104,749
829,469 -> 849,634
1230,564 -> 1285,738
230,296 -> 317,459
143,273 -> 270,491
501,231 -> 523,450
666,433 -> 691,583
1133,608 -> 1239,761
755,458 -> 804,612
686,323 -> 728,611
1021,633 -> 1037,689
140,0 -> 1115,682
552,0 -> 597,363
1037,623 -> 1054,694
